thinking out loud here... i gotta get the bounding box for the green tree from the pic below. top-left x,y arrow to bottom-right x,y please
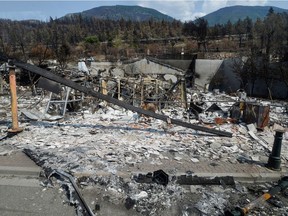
243,17 -> 253,40
235,19 -> 245,48
254,18 -> 264,49
84,35 -> 99,44
225,20 -> 233,38
182,21 -> 196,36
268,7 -> 274,16
194,17 -> 208,51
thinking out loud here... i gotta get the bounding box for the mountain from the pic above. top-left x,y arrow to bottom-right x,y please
64,5 -> 175,22
202,5 -> 288,26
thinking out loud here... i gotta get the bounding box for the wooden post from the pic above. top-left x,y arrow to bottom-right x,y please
101,79 -> 107,95
8,67 -> 23,133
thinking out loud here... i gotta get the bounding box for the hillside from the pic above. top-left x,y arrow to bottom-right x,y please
202,5 -> 288,26
65,5 -> 175,22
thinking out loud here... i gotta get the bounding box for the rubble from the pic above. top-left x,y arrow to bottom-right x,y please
225,176 -> 288,216
1,59 -> 288,215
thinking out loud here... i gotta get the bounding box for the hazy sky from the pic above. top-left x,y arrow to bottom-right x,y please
0,0 -> 287,21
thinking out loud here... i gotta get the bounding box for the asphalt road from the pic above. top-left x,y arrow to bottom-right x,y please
0,175 -> 75,216
0,149 -> 76,216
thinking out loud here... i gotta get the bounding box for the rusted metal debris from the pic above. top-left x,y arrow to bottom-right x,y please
11,61 -> 232,137
243,102 -> 270,130
229,102 -> 270,129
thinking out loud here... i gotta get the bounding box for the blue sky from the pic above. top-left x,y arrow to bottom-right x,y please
0,0 -> 287,21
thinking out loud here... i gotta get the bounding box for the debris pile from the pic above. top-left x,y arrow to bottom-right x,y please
1,59 -> 288,215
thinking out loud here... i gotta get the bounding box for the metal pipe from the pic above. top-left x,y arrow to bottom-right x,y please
267,130 -> 285,170
8,66 -> 23,133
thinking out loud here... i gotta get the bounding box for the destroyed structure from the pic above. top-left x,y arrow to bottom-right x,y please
1,55 -> 288,216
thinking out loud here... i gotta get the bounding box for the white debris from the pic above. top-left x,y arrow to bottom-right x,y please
133,191 -> 148,200
246,123 -> 257,133
2,83 -> 288,215
78,61 -> 89,74
191,158 -> 200,163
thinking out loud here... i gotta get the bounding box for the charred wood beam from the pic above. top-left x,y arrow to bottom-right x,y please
13,61 -> 232,137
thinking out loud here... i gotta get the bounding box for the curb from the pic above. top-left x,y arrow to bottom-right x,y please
0,166 -> 41,176
72,169 -> 286,184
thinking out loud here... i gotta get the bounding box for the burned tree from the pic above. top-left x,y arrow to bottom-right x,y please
29,43 -> 53,66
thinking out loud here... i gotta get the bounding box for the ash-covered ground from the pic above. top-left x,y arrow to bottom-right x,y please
1,88 -> 288,215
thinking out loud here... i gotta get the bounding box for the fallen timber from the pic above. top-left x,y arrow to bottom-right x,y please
12,61 -> 232,137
